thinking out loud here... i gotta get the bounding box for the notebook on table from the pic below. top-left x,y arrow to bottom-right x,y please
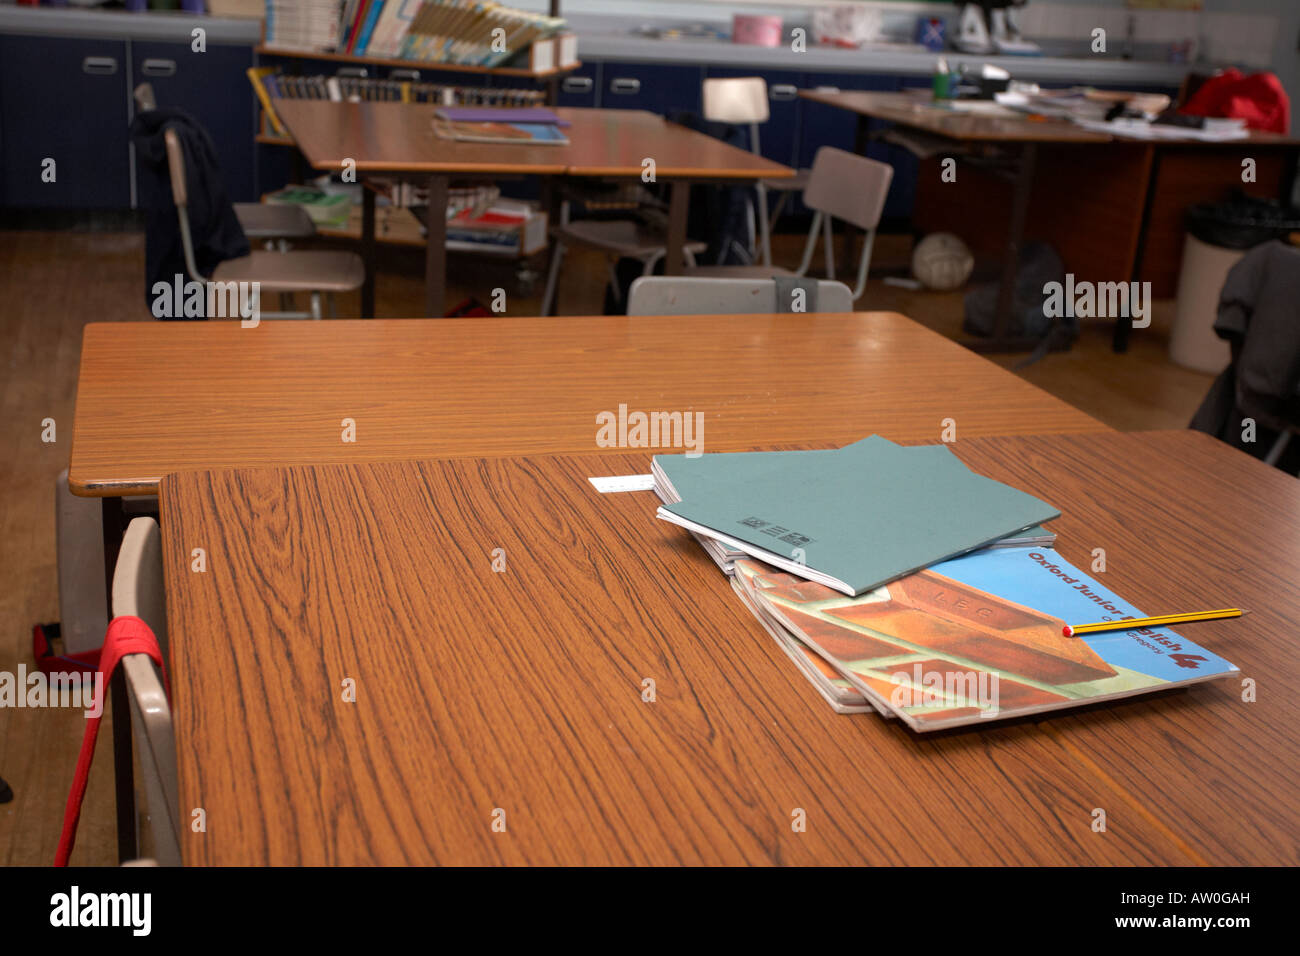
656,436 -> 1060,595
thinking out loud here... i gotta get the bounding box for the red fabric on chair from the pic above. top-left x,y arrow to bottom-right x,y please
54,616 -> 168,867
1182,69 -> 1290,135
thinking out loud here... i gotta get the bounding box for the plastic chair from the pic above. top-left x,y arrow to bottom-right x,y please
539,187 -> 707,316
134,83 -> 316,241
702,76 -> 812,267
110,517 -> 181,867
685,146 -> 893,303
627,276 -> 855,316
163,127 -> 363,319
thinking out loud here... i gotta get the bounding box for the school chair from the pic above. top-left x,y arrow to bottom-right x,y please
701,76 -> 812,267
133,83 -> 315,243
686,147 -> 893,303
111,517 -> 182,867
627,276 -> 855,316
134,83 -> 316,242
162,127 -> 363,319
539,184 -> 707,316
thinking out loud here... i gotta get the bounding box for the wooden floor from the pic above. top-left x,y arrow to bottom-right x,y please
0,226 -> 1213,865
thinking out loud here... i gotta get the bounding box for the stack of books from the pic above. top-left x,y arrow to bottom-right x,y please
265,0 -> 348,52
653,437 -> 1240,731
264,0 -> 573,69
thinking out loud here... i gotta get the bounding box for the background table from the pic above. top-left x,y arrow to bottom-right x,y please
158,430 -> 1297,865
69,313 -> 1105,498
273,101 -> 794,317
800,89 -> 1300,352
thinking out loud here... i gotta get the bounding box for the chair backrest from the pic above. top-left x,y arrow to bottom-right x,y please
133,81 -> 157,113
111,516 -> 181,867
160,127 -> 205,283
627,276 -> 855,316
803,146 -> 893,231
702,76 -> 769,125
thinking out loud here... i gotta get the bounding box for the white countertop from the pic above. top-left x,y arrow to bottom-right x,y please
1,4 -> 1192,88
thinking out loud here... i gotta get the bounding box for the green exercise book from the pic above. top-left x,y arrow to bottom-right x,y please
655,436 -> 1060,596
652,439 -> 1055,565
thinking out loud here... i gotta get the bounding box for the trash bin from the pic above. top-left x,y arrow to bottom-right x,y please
1171,235 -> 1238,373
1172,196 -> 1300,373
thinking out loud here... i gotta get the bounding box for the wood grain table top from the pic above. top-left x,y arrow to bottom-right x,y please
800,89 -> 1114,143
274,101 -> 796,179
801,89 -> 1300,147
158,430 -> 1298,865
69,313 -> 1104,497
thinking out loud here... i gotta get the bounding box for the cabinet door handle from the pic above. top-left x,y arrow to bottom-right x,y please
141,58 -> 177,77
336,67 -> 369,78
561,75 -> 592,94
609,77 -> 641,95
770,84 -> 798,101
82,56 -> 119,76
389,68 -> 420,81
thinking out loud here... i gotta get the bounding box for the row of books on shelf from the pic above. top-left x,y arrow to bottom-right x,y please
264,0 -> 574,70
266,181 -> 547,257
247,66 -> 544,135
646,437 -> 1240,732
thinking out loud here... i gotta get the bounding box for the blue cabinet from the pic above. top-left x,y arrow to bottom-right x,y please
601,62 -> 703,117
557,61 -> 600,108
0,34 -> 132,208
133,41 -> 256,202
798,71 -> 900,170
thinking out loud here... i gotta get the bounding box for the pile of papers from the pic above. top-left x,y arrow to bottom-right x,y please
652,437 -> 1239,732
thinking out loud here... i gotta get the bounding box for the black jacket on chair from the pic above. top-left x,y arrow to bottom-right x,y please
130,107 -> 249,318
1190,240 -> 1300,471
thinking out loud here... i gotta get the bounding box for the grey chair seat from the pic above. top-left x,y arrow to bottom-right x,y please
212,249 -> 364,293
762,169 -> 811,192
233,202 -> 316,239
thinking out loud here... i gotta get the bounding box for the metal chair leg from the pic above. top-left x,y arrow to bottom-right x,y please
540,241 -> 566,316
756,183 -> 772,267
822,215 -> 835,280
310,292 -> 322,320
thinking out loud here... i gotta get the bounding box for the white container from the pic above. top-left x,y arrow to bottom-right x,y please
1170,234 -> 1239,374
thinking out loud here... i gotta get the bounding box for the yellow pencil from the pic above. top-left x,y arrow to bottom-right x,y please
1063,608 -> 1244,638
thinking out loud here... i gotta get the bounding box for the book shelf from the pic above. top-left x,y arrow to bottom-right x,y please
256,45 -> 581,80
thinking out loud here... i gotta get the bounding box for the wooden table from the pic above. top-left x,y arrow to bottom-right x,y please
801,89 -> 1300,353
69,313 -> 1103,498
158,429 -> 1298,864
273,101 -> 793,317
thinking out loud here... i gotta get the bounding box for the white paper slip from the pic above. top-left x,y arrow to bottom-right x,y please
588,474 -> 656,493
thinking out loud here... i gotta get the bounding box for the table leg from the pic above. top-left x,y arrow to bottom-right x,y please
538,175 -> 560,316
425,174 -> 449,317
992,141 -> 1037,344
101,496 -> 136,864
361,187 -> 376,319
1114,146 -> 1160,354
665,181 -> 689,276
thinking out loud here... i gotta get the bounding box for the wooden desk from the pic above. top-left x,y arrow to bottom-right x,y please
273,101 -> 793,317
158,430 -> 1296,865
799,89 -> 1115,144
802,89 -> 1300,353
69,313 -> 1104,498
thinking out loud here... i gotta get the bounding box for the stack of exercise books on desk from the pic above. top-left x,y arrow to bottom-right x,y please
653,437 -> 1239,731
